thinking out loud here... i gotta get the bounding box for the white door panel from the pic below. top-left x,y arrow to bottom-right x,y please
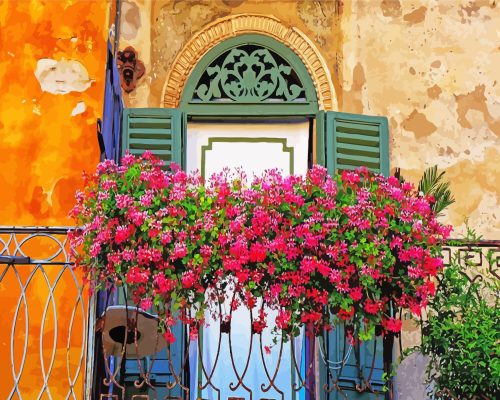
186,120 -> 310,179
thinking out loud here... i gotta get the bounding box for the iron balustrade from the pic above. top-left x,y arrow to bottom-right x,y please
0,226 -> 92,400
0,226 -> 498,400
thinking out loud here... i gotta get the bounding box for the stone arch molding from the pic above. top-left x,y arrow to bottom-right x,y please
161,14 -> 337,111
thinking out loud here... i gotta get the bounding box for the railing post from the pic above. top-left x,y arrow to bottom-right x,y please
84,292 -> 97,399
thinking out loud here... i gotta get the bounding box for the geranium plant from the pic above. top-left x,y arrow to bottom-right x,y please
70,152 -> 451,343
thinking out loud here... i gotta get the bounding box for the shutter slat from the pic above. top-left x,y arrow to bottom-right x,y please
336,142 -> 380,155
337,161 -> 380,170
122,108 -> 183,169
129,138 -> 172,149
129,128 -> 172,137
336,132 -> 379,144
335,120 -> 380,135
337,154 -> 380,165
128,117 -> 173,128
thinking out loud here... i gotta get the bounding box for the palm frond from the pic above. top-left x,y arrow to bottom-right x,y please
418,165 -> 455,215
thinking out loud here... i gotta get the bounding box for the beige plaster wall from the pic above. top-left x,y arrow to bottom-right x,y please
341,0 -> 499,240
119,0 -> 499,240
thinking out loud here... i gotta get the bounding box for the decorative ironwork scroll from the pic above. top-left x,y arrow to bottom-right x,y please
0,226 -> 88,400
194,46 -> 305,103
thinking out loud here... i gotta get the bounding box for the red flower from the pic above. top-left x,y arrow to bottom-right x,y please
249,242 -> 267,263
163,330 -> 176,344
383,317 -> 402,333
338,307 -> 354,321
349,287 -> 363,301
364,299 -> 381,315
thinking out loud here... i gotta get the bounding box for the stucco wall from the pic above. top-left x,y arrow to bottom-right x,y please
0,0 -> 108,226
120,0 -> 499,240
342,0 -> 499,240
0,1 -> 108,398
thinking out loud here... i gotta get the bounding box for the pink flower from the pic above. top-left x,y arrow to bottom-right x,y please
189,325 -> 199,340
338,307 -> 354,321
115,194 -> 133,209
276,309 -> 291,330
364,299 -> 381,315
121,152 -> 136,166
172,243 -> 187,260
90,242 -> 101,257
140,297 -> 153,310
181,270 -> 196,289
139,191 -> 155,207
341,170 -> 360,185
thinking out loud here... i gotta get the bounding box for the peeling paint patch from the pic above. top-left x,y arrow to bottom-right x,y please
121,1 -> 141,41
380,0 -> 402,18
343,62 -> 365,114
427,84 -> 442,99
71,101 -> 86,116
402,110 -> 437,138
489,119 -> 500,136
454,84 -> 494,130
297,0 -> 335,47
459,0 -> 495,22
35,59 -> 92,95
403,6 -> 427,24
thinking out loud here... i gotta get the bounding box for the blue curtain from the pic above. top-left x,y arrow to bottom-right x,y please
93,37 -> 123,399
101,38 -> 123,163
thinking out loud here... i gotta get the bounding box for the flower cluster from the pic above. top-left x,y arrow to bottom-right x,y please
70,152 -> 451,343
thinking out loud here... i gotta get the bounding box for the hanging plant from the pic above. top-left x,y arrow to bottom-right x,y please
70,152 -> 451,343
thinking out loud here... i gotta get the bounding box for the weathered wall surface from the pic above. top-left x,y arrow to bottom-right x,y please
341,0 -> 500,240
0,0 -> 108,226
119,0 -> 499,240
0,1 -> 108,398
119,0 -> 344,108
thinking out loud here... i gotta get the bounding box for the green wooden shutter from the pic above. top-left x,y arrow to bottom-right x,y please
122,108 -> 183,169
317,111 -> 389,177
316,110 -> 388,399
120,108 -> 185,398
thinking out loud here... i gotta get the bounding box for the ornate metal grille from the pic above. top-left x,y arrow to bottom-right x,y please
0,226 -> 90,400
192,45 -> 306,103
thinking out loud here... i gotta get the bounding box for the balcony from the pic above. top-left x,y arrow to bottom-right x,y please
1,226 -> 498,399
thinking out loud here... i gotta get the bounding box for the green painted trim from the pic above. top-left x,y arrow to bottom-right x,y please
184,102 -> 318,116
200,137 -> 294,178
181,34 -> 318,116
316,110 -> 326,167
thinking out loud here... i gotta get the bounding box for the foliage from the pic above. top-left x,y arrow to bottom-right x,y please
418,229 -> 500,399
70,152 -> 451,344
418,165 -> 455,216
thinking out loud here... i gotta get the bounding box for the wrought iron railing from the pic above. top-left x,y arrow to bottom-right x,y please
1,227 -> 498,400
0,226 -> 91,400
93,300 -> 385,400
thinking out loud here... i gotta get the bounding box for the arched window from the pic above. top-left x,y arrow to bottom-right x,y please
119,30 -> 389,400
180,34 -> 318,115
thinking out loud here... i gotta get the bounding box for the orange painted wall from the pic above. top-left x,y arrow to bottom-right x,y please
0,0 -> 107,226
0,1 -> 108,398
